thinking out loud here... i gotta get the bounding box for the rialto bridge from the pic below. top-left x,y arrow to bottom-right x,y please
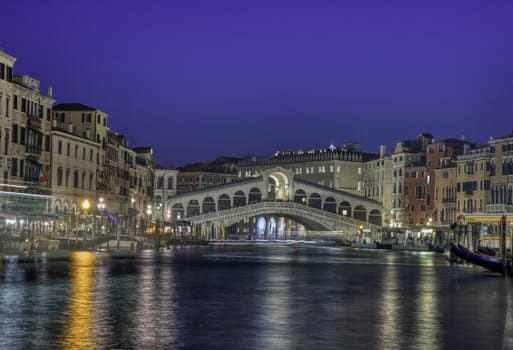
168,167 -> 383,240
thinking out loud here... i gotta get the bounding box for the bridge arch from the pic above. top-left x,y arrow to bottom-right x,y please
339,201 -> 352,217
294,189 -> 307,204
249,187 -> 262,204
369,209 -> 382,226
233,190 -> 246,207
267,171 -> 290,201
202,197 -> 216,214
168,166 -> 384,232
187,200 -> 200,217
323,197 -> 337,213
308,193 -> 322,209
353,205 -> 366,222
171,203 -> 184,220
218,194 -> 231,211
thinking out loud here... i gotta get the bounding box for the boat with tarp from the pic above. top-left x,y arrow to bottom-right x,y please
450,243 -> 511,274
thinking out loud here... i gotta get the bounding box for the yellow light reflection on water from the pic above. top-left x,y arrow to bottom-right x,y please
60,251 -> 96,350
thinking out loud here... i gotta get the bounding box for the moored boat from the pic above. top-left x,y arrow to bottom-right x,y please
450,243 -> 511,274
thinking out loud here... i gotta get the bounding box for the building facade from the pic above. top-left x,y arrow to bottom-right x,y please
0,49 -> 55,242
238,144 -> 379,196
488,132 -> 513,213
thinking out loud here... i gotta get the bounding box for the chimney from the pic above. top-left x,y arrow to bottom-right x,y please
380,145 -> 386,158
48,85 -> 53,98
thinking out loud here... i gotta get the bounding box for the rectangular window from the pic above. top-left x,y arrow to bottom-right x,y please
45,135 -> 50,151
11,124 -> 18,144
13,95 -> 18,110
5,97 -> 10,117
73,170 -> 78,188
21,98 -> 27,113
157,176 -> 164,189
57,167 -> 63,186
20,127 -> 26,145
0,63 -> 4,79
65,169 -> 70,187
58,140 -> 62,154
10,158 -> 17,177
67,143 -> 70,156
19,160 -> 24,178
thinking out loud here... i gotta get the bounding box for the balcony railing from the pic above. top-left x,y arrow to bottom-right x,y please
25,144 -> 43,155
486,204 -> 513,213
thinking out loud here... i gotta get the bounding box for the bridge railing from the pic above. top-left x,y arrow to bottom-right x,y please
187,201 -> 381,232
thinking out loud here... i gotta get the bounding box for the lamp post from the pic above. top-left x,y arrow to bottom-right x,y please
166,209 -> 171,248
97,197 -> 106,250
81,199 -> 90,248
143,204 -> 155,249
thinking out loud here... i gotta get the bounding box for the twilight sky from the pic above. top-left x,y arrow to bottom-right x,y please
2,0 -> 513,166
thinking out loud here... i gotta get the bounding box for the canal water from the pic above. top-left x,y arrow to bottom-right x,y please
1,245 -> 513,350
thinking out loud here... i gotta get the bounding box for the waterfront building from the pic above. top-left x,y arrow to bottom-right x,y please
363,145 -> 393,225
52,103 -> 155,239
425,138 -> 469,224
177,156 -> 240,193
433,165 -> 458,226
238,143 -> 379,196
0,49 -> 55,241
155,167 -> 178,221
105,131 -> 138,236
49,125 -> 99,235
404,162 -> 427,226
391,133 -> 433,228
453,144 -> 491,215
487,132 -> 513,213
132,147 -> 156,235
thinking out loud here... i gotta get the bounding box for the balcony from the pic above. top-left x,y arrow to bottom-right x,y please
441,198 -> 456,204
25,144 -> 43,155
486,204 -> 513,213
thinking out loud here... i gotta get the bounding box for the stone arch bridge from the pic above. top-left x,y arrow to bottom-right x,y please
168,167 -> 383,240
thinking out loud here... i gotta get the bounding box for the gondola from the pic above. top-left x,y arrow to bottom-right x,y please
450,243 -> 511,274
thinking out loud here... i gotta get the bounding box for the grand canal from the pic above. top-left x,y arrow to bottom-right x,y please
1,245 -> 513,350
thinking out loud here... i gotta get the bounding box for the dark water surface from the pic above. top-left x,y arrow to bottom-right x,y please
1,245 -> 513,350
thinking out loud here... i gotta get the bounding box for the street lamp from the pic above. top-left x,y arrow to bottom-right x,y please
81,199 -> 90,247
146,205 -> 152,232
97,197 -> 106,250
146,205 -> 153,248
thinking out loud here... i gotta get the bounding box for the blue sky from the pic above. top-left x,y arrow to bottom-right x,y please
2,0 -> 513,166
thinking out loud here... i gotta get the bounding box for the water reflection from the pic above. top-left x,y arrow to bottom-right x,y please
60,251 -> 96,350
413,257 -> 440,350
378,255 -> 400,349
253,265 -> 293,350
133,251 -> 180,349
